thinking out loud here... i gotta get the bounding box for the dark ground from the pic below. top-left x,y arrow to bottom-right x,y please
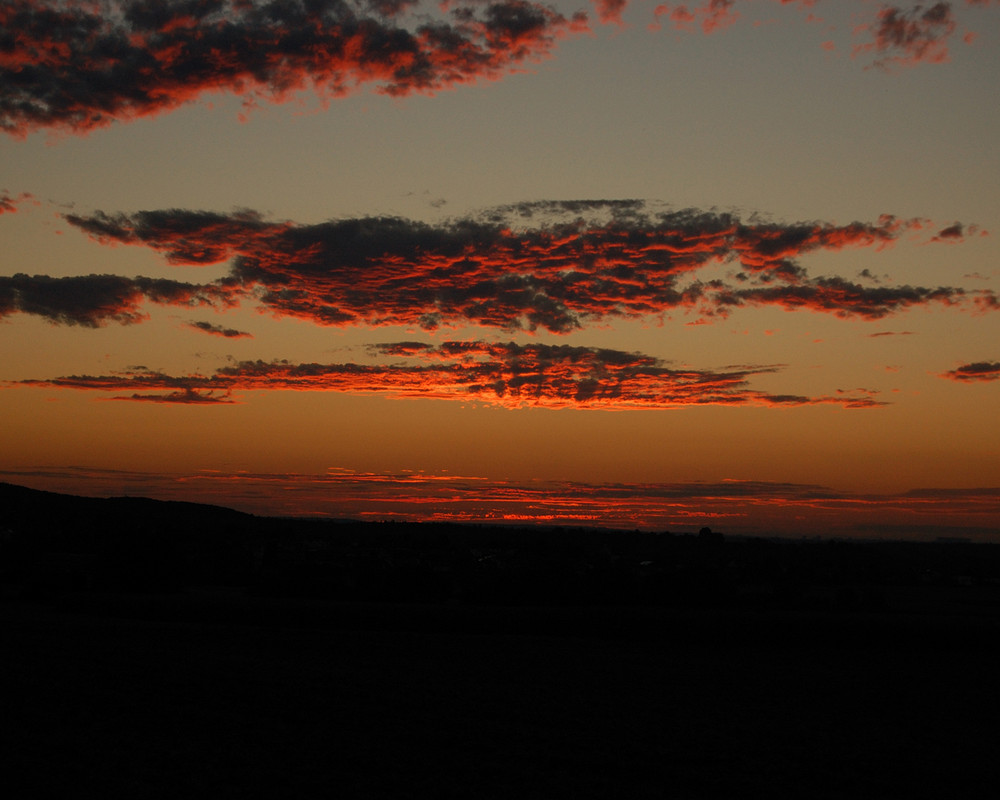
3,595 -> 999,799
3,482 -> 1000,798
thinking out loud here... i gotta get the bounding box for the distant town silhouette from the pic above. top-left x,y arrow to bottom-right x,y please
5,480 -> 1000,615
4,481 -> 999,797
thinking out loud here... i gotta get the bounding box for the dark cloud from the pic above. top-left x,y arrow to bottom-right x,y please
853,3 -> 957,69
592,0 -> 628,26
362,0 -> 420,16
651,1 -> 739,34
648,2 -> 994,70
902,486 -> 1000,498
711,276 -> 968,320
111,389 -> 236,404
60,201 -> 993,332
12,339 -> 885,408
929,222 -> 986,243
186,320 -> 253,338
64,208 -> 286,264
940,361 -> 1000,382
975,293 -> 1000,312
0,273 -> 235,326
6,465 -> 996,534
0,0 -> 587,137
0,190 -> 34,214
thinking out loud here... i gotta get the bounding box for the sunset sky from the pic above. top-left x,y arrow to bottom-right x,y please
2,0 -> 999,538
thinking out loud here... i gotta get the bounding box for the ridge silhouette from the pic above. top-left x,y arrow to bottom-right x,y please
4,482 -> 1000,798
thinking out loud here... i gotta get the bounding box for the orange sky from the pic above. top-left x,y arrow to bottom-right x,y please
2,0 -> 999,537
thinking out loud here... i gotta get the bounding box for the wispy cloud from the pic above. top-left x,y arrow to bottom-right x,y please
0,190 -> 35,214
651,0 -> 740,35
648,1 -> 996,70
854,3 -> 957,70
0,0 -> 587,137
5,2 -> 994,140
54,201 -> 993,332
185,320 -> 253,339
9,339 -> 885,408
116,388 -> 237,404
929,222 -> 986,242
2,466 -> 998,536
592,0 -> 628,26
0,273 -> 235,326
940,361 -> 1000,382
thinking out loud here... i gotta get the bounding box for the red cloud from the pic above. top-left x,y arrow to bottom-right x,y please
940,361 -> 1000,382
852,3 -> 957,69
59,201 -> 992,332
186,321 -> 253,339
592,0 -> 628,26
114,389 -> 237,405
711,276 -> 969,320
930,222 -> 986,243
652,0 -> 739,34
0,190 -> 35,214
647,2 -> 995,70
7,466 -> 996,535
12,339 -> 885,409
0,273 -> 238,327
0,0 -> 587,137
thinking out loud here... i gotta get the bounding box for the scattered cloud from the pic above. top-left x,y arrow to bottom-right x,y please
186,320 -> 253,339
56,201 -> 994,332
4,0 -> 994,140
0,273 -> 236,327
592,0 -> 628,27
115,388 -> 237,404
0,190 -> 35,214
10,339 -> 885,408
930,222 -> 986,242
853,3 -> 957,70
940,361 -> 1000,382
0,0 -> 587,137
2,466 -> 997,535
710,276 -> 973,319
647,1 -> 996,70
651,1 -> 739,35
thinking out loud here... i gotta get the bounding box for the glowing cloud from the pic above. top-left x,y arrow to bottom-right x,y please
0,190 -> 35,214
118,388 -> 237,404
186,321 -> 253,339
58,201 -> 993,332
651,0 -> 739,34
940,361 -> 1000,382
3,466 -> 997,535
0,0 -> 587,137
853,3 -> 958,69
10,339 -> 885,408
0,273 -> 236,327
648,1 -> 996,70
592,0 -> 628,26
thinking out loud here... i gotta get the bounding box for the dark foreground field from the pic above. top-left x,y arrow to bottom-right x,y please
3,594 -> 999,799
3,481 -> 1000,797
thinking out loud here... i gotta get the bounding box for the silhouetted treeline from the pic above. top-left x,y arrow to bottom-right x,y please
4,482 -> 1000,613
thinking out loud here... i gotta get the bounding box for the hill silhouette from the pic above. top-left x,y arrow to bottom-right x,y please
1,481 -> 261,592
4,482 -> 1000,797
5,480 -> 1000,620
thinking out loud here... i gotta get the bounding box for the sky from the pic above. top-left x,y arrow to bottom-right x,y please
2,0 -> 999,538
